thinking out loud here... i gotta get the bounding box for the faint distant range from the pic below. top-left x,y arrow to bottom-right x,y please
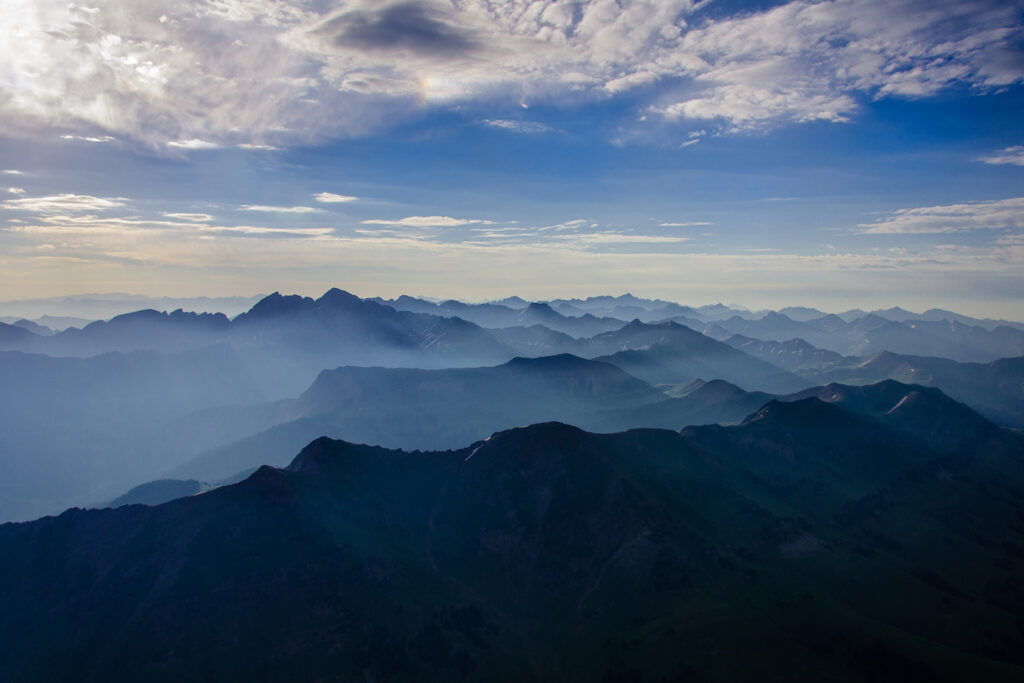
0,292 -> 265,323
3,289 -> 1023,334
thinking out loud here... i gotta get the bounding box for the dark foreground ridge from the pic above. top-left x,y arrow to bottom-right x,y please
1,389 -> 1023,682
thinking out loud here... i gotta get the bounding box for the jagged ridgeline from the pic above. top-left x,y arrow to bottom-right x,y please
2,383 -> 1023,682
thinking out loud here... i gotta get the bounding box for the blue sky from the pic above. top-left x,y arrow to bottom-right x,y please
1,0 -> 1023,317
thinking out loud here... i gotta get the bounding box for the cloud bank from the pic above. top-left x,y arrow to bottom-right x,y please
860,197 -> 1024,234
1,0 -> 1020,147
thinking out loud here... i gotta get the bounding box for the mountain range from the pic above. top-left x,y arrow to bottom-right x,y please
2,288 -> 1022,523
122,373 -> 1003,509
161,354 -> 788,486
699,311 -> 1024,363
7,290 -> 1022,369
2,286 -> 1023,681
2,382 -> 1021,681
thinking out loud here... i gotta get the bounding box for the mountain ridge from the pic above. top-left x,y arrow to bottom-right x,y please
3,396 -> 1022,682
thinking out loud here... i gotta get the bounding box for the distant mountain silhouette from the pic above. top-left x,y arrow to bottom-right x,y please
544,294 -> 705,322
379,295 -> 628,337
724,333 -> 846,370
159,374 -> 960,499
784,379 -> 997,448
0,321 -> 39,347
52,308 -> 231,354
165,354 -> 681,482
231,288 -> 512,365
7,289 -> 513,371
801,351 -> 1024,428
0,314 -> 93,331
11,319 -> 54,336
777,306 -> 828,321
3,391 -> 1022,681
871,306 -> 1024,331
714,311 -> 1024,362
590,323 -> 809,393
107,479 -> 207,507
605,378 -> 774,431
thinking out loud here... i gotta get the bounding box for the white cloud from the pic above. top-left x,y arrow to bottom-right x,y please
59,134 -> 115,143
471,229 -> 540,239
238,205 -> 323,214
237,143 -> 283,151
167,139 -> 223,150
555,232 -> 690,246
482,119 -> 551,134
0,0 -> 1018,146
537,218 -> 590,232
656,0 -> 1024,128
314,192 -> 358,203
977,146 -> 1024,166
361,215 -> 494,228
6,212 -> 336,240
352,228 -> 431,239
198,225 -> 334,236
163,212 -> 213,222
7,187 -> 26,195
658,86 -> 856,127
859,197 -> 1024,234
604,70 -> 661,94
2,170 -> 23,175
1,194 -> 126,213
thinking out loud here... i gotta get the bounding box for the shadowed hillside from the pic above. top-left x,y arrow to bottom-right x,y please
2,391 -> 1022,682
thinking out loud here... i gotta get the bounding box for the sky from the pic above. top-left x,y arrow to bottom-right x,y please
1,0 -> 1023,318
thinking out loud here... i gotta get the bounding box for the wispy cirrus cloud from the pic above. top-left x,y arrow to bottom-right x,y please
163,213 -> 213,222
482,119 -> 552,134
166,139 -> 224,151
1,194 -> 126,213
198,225 -> 335,237
976,146 -> 1024,166
554,232 -> 691,246
859,197 -> 1024,234
238,205 -> 324,214
6,212 -> 336,240
362,215 -> 495,228
8,217 -> 1024,317
352,228 -> 432,239
59,134 -> 115,143
314,192 -> 358,203
4,186 -> 1024,315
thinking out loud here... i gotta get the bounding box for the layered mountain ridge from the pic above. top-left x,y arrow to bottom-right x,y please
2,387 -> 1022,682
2,287 -> 1022,523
